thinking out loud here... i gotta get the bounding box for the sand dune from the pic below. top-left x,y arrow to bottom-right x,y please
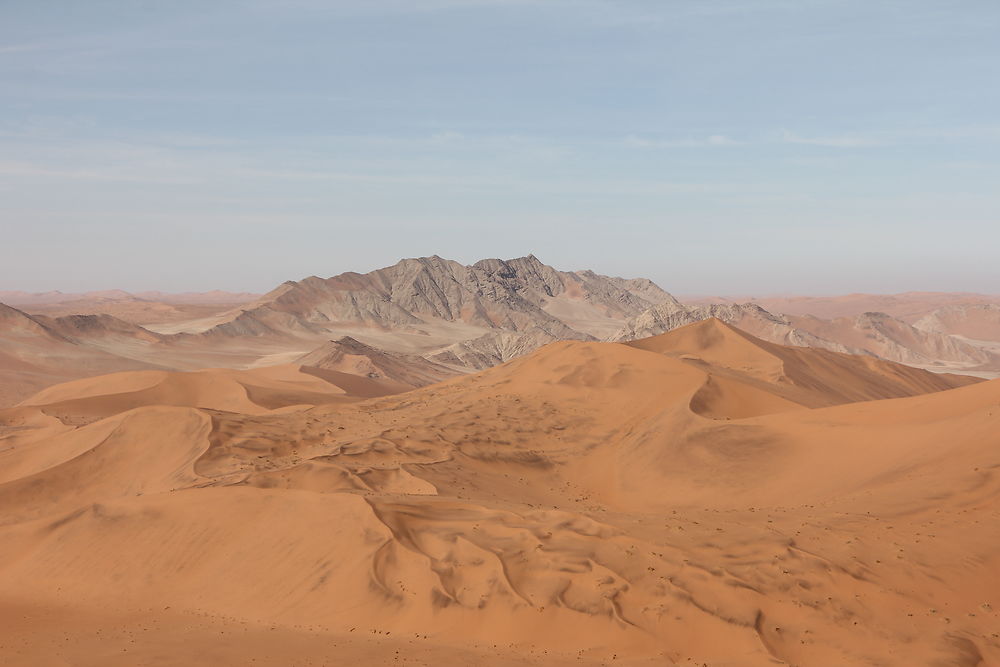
1,289 -> 258,327
0,319 -> 997,665
16,362 -> 407,423
296,336 -> 460,387
628,318 -> 978,407
672,293 -> 1000,377
0,303 -> 166,407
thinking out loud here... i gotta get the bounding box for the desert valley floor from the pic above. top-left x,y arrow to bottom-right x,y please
1,316 -> 998,665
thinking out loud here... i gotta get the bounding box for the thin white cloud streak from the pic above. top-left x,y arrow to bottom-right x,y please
778,126 -> 1000,148
780,130 -> 880,148
0,132 -> 768,198
624,134 -> 741,148
3,123 -> 997,220
0,160 -> 200,185
0,153 -> 752,197
0,42 -> 53,54
249,0 -> 546,15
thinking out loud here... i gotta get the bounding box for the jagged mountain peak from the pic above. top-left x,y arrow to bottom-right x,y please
202,255 -> 679,349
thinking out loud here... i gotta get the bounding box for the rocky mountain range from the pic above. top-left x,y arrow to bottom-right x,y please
612,300 -> 1000,375
211,255 -> 1000,376
204,254 -> 678,341
2,254 -> 999,407
913,303 -> 1000,341
608,301 -> 850,351
683,291 -> 1000,323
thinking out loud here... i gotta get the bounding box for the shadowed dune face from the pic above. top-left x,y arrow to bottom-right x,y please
0,319 -> 998,665
625,318 -> 979,410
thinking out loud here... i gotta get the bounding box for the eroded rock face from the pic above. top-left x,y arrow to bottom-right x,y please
610,300 -> 1000,374
786,310 -> 1000,368
609,301 -> 849,352
196,255 -> 679,372
914,303 -> 1000,340
427,325 -> 592,371
207,255 -> 677,338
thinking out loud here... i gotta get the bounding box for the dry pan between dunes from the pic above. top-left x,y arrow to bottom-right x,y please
0,319 -> 997,666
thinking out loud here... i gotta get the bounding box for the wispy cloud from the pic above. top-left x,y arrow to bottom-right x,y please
0,129 -> 760,202
908,125 -> 1000,142
248,0 -> 545,17
0,160 -> 200,185
624,134 -> 741,148
0,42 -> 53,54
779,125 -> 1000,148
779,130 -> 880,148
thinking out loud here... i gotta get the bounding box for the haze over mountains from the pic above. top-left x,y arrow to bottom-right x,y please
2,255 -> 999,408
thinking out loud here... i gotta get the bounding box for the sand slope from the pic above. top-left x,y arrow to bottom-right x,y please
0,303 -> 166,407
296,336 -> 460,387
628,318 -> 978,407
2,289 -> 258,327
0,320 -> 997,665
16,362 -> 408,421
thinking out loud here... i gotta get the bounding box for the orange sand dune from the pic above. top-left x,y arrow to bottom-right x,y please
0,303 -> 164,407
296,335 -> 460,388
628,317 -> 978,408
15,363 -> 407,425
0,319 -> 997,665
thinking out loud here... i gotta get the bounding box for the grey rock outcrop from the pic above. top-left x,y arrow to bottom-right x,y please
204,255 -> 677,345
608,301 -> 851,353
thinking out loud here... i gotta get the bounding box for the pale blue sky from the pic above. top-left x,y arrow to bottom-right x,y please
1,1 -> 998,294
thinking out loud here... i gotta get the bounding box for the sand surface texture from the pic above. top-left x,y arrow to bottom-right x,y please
0,319 -> 997,665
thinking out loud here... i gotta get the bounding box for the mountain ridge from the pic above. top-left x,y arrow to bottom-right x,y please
3,255 -> 1000,408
